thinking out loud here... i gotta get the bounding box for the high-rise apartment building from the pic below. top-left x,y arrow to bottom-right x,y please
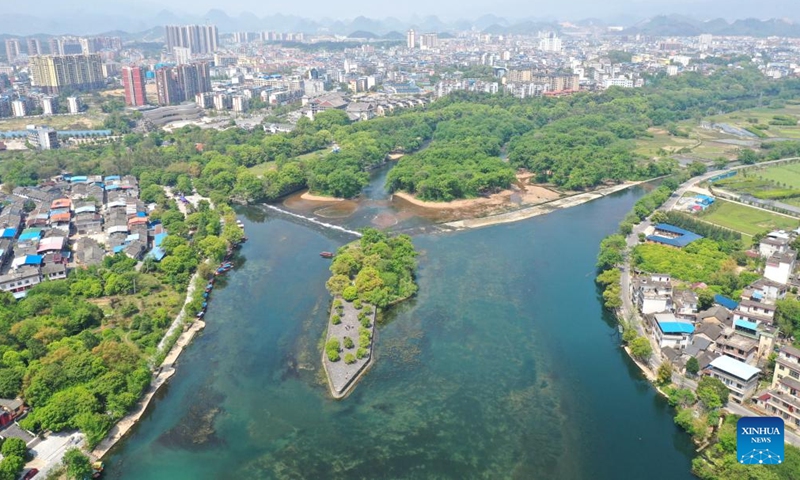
29,54 -> 105,94
26,38 -> 41,56
122,66 -> 148,106
406,29 -> 416,49
165,25 -> 219,55
419,33 -> 439,50
538,32 -> 562,52
173,46 -> 192,65
155,63 -> 211,105
11,100 -> 26,117
5,39 -> 21,63
48,38 -> 61,55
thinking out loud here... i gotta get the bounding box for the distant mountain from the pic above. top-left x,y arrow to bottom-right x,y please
382,31 -> 405,40
623,15 -> 800,37
347,31 -> 379,39
2,10 -> 800,38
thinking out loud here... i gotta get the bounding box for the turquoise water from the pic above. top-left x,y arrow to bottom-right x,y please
105,187 -> 695,479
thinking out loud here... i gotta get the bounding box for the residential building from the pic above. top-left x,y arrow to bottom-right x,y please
705,355 -> 761,403
0,266 -> 41,298
406,29 -> 416,49
4,39 -> 21,63
232,95 -> 248,113
155,63 -> 211,106
764,250 -> 796,285
41,96 -> 57,115
633,273 -> 672,314
761,345 -> 800,429
122,66 -> 148,107
67,96 -> 81,114
11,100 -> 26,117
420,33 -> 439,50
651,312 -> 694,349
759,232 -> 790,258
26,38 -> 41,56
29,54 -> 105,94
165,25 -> 219,55
538,32 -> 562,52
174,46 -> 192,65
672,290 -> 698,320
26,126 -> 59,150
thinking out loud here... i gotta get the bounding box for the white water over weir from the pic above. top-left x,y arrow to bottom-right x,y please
264,204 -> 363,237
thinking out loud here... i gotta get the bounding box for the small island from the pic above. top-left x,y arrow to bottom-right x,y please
322,228 -> 418,398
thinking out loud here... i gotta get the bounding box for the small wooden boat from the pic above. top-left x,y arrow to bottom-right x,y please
320,251 -> 334,258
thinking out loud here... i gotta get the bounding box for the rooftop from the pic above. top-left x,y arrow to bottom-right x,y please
709,355 -> 760,381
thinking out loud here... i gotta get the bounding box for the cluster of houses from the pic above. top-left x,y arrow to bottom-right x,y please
0,174 -> 168,298
632,224 -> 800,429
301,93 -> 429,122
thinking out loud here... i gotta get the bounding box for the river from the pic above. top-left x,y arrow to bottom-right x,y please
103,170 -> 696,479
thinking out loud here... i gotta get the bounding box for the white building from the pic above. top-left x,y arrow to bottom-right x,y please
406,29 -> 416,49
232,95 -> 248,113
173,46 -> 192,65
652,313 -> 694,349
41,96 -> 57,115
706,355 -> 761,403
67,97 -> 81,114
633,273 -> 673,314
11,100 -> 26,117
759,231 -> 790,258
538,32 -> 562,52
764,250 -> 796,285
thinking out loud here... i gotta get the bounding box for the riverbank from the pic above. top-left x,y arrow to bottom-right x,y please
91,317 -> 206,459
445,182 -> 638,230
301,191 -> 345,202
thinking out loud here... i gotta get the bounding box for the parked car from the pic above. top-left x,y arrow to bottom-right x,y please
22,468 -> 39,479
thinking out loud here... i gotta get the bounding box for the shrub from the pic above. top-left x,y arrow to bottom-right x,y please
344,336 -> 354,349
342,286 -> 358,302
344,353 -> 356,364
363,305 -> 373,314
360,317 -> 371,328
356,347 -> 368,359
333,299 -> 342,308
331,314 -> 341,325
353,299 -> 363,309
359,333 -> 370,348
325,338 -> 341,362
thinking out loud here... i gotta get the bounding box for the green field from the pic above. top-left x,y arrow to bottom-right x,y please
706,104 -> 800,140
753,162 -> 800,189
699,199 -> 800,235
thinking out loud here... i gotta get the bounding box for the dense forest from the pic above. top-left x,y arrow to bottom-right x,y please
2,66 -> 800,204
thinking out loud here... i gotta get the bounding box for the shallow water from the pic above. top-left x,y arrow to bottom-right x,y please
105,179 -> 695,479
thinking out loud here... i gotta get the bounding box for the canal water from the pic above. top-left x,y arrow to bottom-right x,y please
104,172 -> 696,479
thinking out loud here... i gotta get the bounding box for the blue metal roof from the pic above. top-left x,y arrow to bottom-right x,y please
154,232 -> 168,246
714,294 -> 739,310
0,228 -> 16,238
647,223 -> 703,248
146,247 -> 166,261
21,255 -> 42,265
735,319 -> 758,331
658,321 -> 695,335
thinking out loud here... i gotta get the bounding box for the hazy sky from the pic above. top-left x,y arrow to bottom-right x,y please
9,0 -> 800,21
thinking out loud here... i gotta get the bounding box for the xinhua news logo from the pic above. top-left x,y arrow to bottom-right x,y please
737,416 -> 784,465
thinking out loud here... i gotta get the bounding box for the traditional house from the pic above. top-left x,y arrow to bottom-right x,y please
705,355 -> 761,403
